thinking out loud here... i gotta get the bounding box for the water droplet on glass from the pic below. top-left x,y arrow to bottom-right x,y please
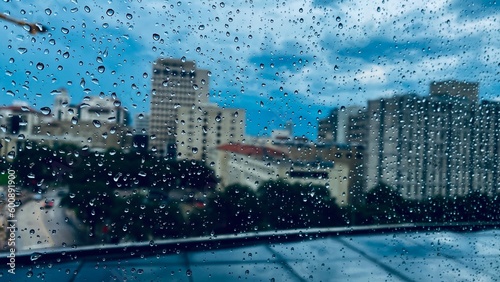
29,229 -> 35,235
106,9 -> 114,16
30,252 -> 42,261
36,63 -> 44,70
192,147 -> 198,154
92,120 -> 101,128
26,271 -> 33,278
152,33 -> 160,41
41,107 -> 51,115
7,151 -> 16,160
97,66 -> 105,73
186,270 -> 192,277
198,25 -> 205,30
17,48 -> 27,54
338,23 -> 343,29
84,6 -> 91,13
126,13 -> 133,20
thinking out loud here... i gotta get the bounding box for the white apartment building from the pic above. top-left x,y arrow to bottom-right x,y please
366,82 -> 500,200
211,143 -> 352,207
176,104 -> 245,161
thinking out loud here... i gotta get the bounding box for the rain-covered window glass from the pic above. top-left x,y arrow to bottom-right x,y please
0,1 -> 499,281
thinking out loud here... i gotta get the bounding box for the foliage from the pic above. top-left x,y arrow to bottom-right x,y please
195,184 -> 261,235
257,179 -> 345,230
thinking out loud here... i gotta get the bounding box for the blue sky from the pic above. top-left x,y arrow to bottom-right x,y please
1,0 -> 499,140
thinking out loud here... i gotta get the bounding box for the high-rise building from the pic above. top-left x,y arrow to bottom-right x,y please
176,104 -> 245,161
365,83 -> 499,200
430,80 -> 479,102
317,106 -> 364,144
149,58 -> 209,156
134,114 -> 149,133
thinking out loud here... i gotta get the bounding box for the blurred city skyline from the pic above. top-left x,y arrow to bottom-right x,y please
1,1 -> 499,140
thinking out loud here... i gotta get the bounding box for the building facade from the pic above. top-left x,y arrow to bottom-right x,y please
365,81 -> 499,199
318,106 -> 366,146
211,143 -> 352,207
149,58 -> 209,157
175,104 -> 245,161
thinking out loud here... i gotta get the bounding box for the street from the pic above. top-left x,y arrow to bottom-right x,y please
14,190 -> 80,251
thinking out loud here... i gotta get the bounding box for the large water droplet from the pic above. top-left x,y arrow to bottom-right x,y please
97,66 -> 105,73
152,33 -> 160,41
36,63 -> 44,70
106,9 -> 114,16
92,120 -> 101,128
30,252 -> 42,261
41,107 -> 51,115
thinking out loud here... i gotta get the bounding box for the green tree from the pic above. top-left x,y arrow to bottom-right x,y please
257,179 -> 344,230
358,182 -> 407,225
198,184 -> 261,235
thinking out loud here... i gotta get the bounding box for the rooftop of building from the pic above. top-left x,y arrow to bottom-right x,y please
217,143 -> 288,158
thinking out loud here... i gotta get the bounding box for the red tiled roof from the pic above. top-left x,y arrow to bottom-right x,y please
217,143 -> 288,157
0,105 -> 40,113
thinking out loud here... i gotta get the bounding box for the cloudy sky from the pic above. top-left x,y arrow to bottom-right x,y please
1,0 -> 499,139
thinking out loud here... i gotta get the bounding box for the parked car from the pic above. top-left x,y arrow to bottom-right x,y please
42,199 -> 55,209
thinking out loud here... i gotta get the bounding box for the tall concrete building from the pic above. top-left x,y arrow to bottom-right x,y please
175,104 -> 245,161
430,80 -> 479,102
366,82 -> 499,200
149,58 -> 209,156
318,106 -> 365,145
134,114 -> 150,134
